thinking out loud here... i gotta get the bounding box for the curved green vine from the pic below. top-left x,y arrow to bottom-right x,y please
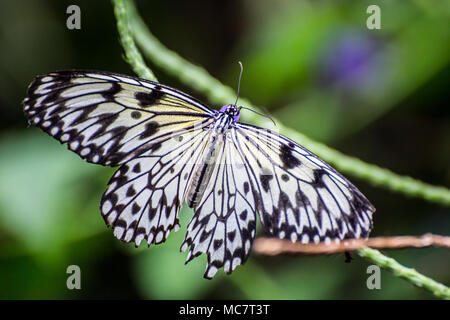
113,0 -> 157,82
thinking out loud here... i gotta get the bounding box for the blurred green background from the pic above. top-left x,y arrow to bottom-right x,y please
0,0 -> 449,299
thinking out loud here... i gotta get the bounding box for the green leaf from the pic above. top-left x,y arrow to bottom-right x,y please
0,131 -> 106,254
132,206 -> 220,299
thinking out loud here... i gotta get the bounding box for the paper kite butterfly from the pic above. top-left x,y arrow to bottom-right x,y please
23,70 -> 375,278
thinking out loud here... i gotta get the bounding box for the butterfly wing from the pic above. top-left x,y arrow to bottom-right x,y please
235,123 -> 375,244
181,121 -> 375,279
23,70 -> 214,166
102,122 -> 214,246
23,70 -> 216,246
181,131 -> 258,279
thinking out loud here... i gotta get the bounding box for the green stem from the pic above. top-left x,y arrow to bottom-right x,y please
112,0 -> 157,82
358,247 -> 450,299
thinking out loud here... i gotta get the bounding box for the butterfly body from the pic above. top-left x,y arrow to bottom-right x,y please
23,70 -> 375,279
187,104 -> 240,208
186,131 -> 224,208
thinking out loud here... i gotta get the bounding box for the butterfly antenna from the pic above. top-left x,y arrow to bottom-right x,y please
234,61 -> 243,107
234,61 -> 277,127
239,106 -> 277,127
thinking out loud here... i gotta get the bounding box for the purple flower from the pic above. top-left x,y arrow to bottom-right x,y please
319,31 -> 382,89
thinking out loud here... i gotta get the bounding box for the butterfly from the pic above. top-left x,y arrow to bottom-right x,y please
23,70 -> 375,279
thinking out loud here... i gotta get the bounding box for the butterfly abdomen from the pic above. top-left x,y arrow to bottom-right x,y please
186,112 -> 233,208
186,132 -> 225,208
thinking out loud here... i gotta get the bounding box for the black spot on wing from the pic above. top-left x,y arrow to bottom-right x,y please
312,169 -> 326,188
149,141 -> 162,152
200,230 -> 211,242
239,210 -> 248,221
132,163 -> 141,173
141,121 -> 159,139
280,144 -> 301,169
114,219 -> 127,229
148,207 -> 157,220
102,82 -> 121,100
243,182 -> 249,194
135,87 -> 164,107
213,239 -> 223,250
314,198 -> 327,229
126,186 -> 136,197
295,189 -> 311,207
132,203 -> 141,215
131,111 -> 142,119
259,174 -> 273,192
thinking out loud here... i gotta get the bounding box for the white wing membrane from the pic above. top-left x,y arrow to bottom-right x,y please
181,133 -> 258,279
102,123 -> 213,246
23,71 -> 213,166
234,123 -> 374,244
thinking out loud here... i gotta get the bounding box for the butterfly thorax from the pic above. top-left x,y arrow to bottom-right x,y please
213,104 -> 240,133
186,105 -> 238,208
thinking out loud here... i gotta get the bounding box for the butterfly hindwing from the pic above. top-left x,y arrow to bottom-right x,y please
181,132 -> 258,279
101,122 -> 214,246
235,123 -> 375,244
23,71 -> 213,166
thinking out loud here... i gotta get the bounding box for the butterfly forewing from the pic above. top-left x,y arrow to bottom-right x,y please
23,71 -> 213,166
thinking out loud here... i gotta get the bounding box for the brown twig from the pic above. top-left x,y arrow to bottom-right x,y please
253,233 -> 450,255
